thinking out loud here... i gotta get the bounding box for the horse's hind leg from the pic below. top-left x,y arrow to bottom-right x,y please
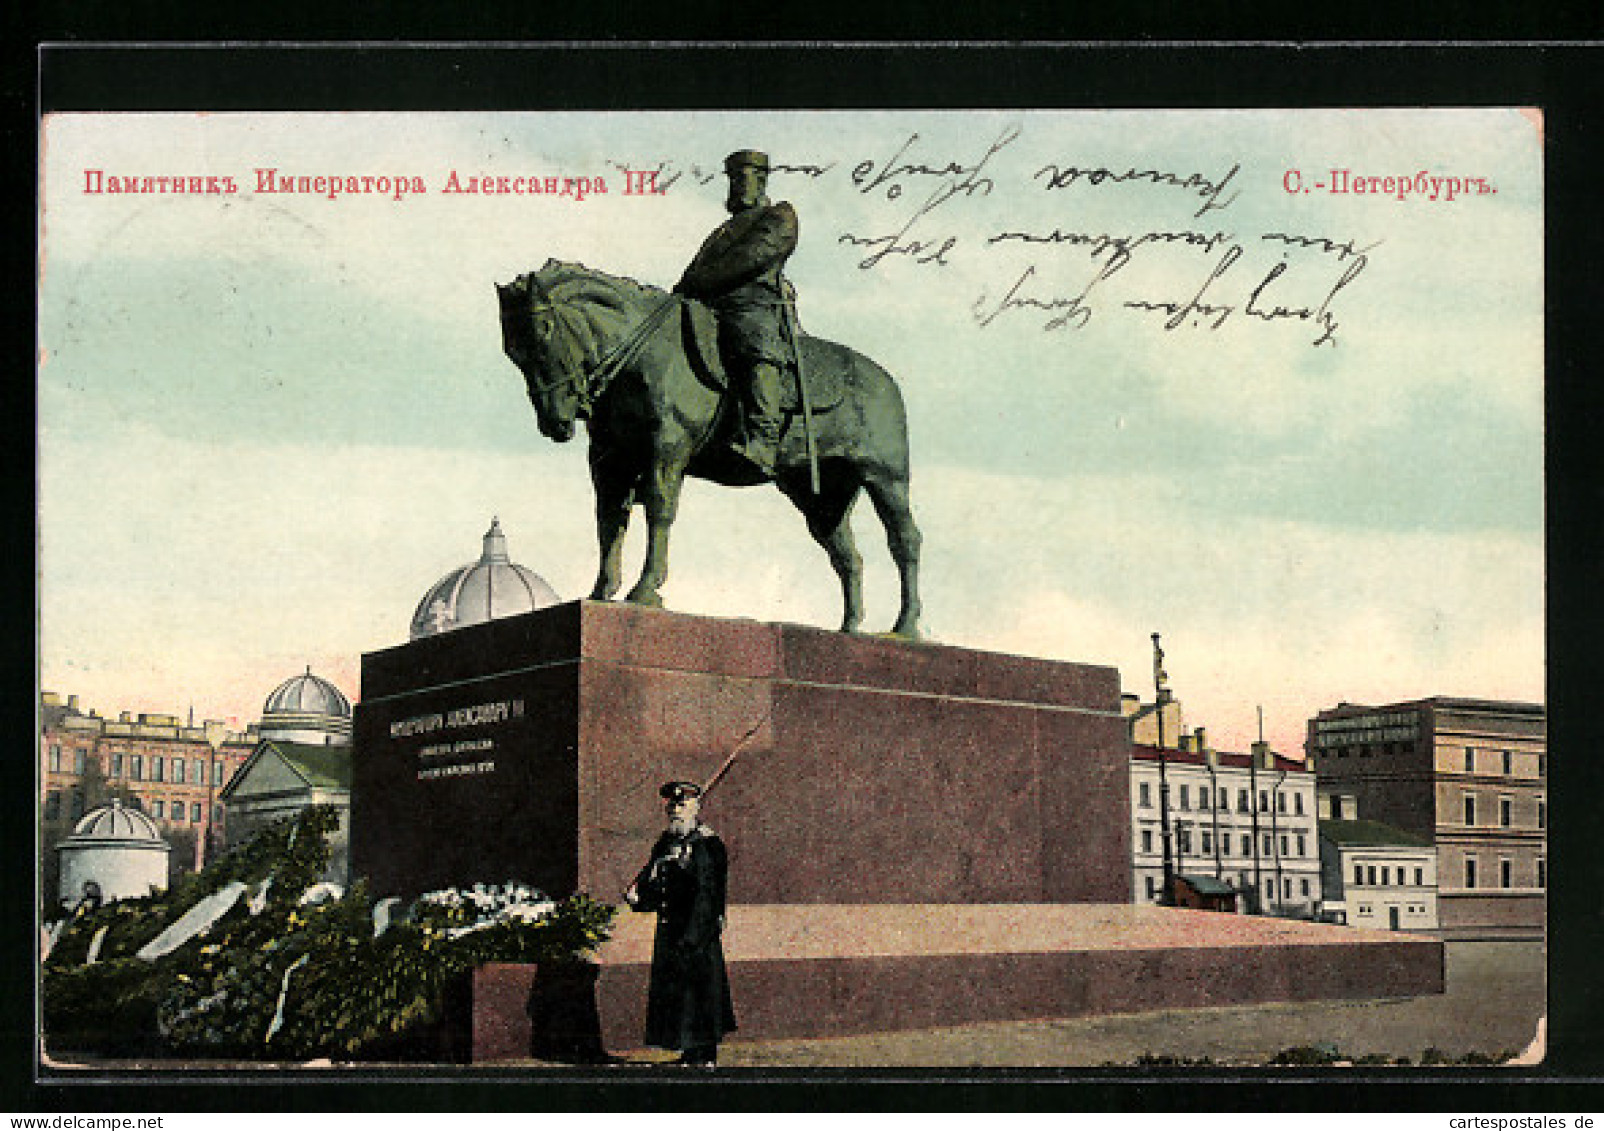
788,478 -> 864,634
865,473 -> 922,638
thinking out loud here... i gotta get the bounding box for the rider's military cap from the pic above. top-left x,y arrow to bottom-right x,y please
660,780 -> 704,801
723,149 -> 770,174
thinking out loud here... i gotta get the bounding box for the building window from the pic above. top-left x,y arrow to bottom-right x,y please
1502,750 -> 1513,776
1354,863 -> 1364,885
131,755 -> 144,781
173,758 -> 186,785
1284,878 -> 1293,897
1294,792 -> 1305,816
1199,788 -> 1210,811
1300,878 -> 1311,898
172,803 -> 185,822
1201,831 -> 1213,855
152,756 -> 165,783
1499,797 -> 1512,827
1538,799 -> 1546,830
152,800 -> 165,819
1296,834 -> 1307,857
1138,782 -> 1152,808
70,789 -> 86,819
1464,746 -> 1475,772
1279,834 -> 1289,857
213,760 -> 226,786
1238,789 -> 1250,813
1179,785 -> 1190,810
1258,790 -> 1269,812
1141,829 -> 1153,853
1465,857 -> 1478,889
49,745 -> 62,772
73,749 -> 87,775
191,802 -> 203,823
1414,867 -> 1424,886
1217,787 -> 1228,809
1381,866 -> 1391,885
1277,792 -> 1287,813
1241,834 -> 1251,856
193,758 -> 205,783
1367,865 -> 1378,885
1536,858 -> 1546,889
1221,835 -> 1231,857
1463,794 -> 1476,826
1177,828 -> 1192,855
1144,876 -> 1157,900
1500,859 -> 1512,888
1263,834 -> 1273,858
111,753 -> 123,778
44,791 -> 61,821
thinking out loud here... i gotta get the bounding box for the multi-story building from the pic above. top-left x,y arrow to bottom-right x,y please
1308,697 -> 1545,940
1316,792 -> 1439,931
40,692 -> 254,872
1126,695 -> 1322,917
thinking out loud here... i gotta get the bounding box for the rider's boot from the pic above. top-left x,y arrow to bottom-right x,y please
729,361 -> 783,478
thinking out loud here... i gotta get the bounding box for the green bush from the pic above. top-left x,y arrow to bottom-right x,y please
42,806 -> 617,1061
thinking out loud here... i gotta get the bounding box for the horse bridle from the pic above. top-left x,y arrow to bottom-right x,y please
522,274 -> 600,415
521,273 -> 680,418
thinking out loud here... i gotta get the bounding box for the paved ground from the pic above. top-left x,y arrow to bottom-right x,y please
41,940 -> 1544,1073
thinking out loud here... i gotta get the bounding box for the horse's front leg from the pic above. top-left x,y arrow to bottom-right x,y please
589,455 -> 635,602
624,461 -> 687,608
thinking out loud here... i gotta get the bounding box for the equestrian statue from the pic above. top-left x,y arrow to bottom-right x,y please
497,149 -> 922,638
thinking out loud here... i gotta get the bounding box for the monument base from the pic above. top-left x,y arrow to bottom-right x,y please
449,903 -> 1444,1062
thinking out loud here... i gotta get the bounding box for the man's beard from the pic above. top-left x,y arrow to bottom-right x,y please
667,815 -> 697,836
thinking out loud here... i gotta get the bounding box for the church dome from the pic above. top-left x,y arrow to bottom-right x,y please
65,798 -> 165,847
410,518 -> 561,640
260,668 -> 353,746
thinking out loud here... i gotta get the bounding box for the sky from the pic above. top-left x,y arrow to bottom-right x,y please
37,109 -> 1543,756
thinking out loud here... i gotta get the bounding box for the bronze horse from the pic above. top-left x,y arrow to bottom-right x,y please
498,259 -> 922,637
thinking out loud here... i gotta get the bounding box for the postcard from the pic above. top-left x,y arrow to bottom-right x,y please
36,103 -> 1545,1076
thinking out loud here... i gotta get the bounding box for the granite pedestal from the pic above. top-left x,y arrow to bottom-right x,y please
351,601 -> 1443,1060
353,599 -> 1130,904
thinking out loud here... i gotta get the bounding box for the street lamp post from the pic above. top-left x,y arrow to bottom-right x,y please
1152,633 -> 1176,906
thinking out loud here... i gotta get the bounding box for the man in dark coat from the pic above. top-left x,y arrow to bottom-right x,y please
674,149 -> 799,478
623,780 -> 737,1067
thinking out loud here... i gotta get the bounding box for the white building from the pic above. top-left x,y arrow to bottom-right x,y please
1317,792 -> 1439,931
56,799 -> 171,906
222,668 -> 354,882
1127,699 -> 1321,916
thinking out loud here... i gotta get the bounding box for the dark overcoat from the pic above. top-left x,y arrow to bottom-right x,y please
628,825 -> 738,1051
675,201 -> 799,367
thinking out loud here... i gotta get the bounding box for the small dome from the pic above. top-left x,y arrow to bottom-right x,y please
260,667 -> 353,746
410,518 -> 561,640
64,799 -> 166,846
265,669 -> 352,719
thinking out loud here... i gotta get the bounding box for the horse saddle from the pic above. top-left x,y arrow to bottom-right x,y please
681,299 -> 845,414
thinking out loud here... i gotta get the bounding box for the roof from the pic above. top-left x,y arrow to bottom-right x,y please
264,669 -> 352,719
1313,697 -> 1544,720
1131,744 -> 1309,774
62,800 -> 167,846
1176,874 -> 1237,896
1318,819 -> 1433,848
220,740 -> 352,798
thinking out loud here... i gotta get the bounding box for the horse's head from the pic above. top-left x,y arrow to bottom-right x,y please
497,267 -> 589,443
